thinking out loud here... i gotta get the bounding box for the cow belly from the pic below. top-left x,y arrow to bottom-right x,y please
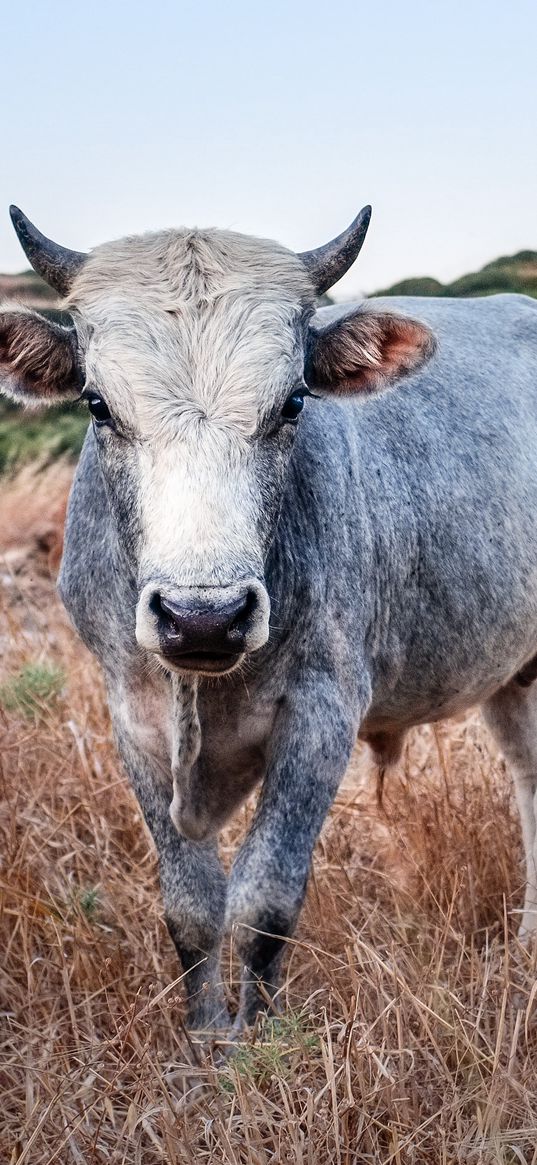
365,615 -> 537,732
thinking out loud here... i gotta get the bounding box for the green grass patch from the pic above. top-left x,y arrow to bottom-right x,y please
219,1010 -> 320,1092
0,662 -> 66,719
75,886 -> 101,922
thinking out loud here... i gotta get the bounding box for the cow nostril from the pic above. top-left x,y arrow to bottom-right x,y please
229,589 -> 258,637
150,593 -> 182,636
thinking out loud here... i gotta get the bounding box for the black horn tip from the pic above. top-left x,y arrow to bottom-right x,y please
9,204 -> 30,242
9,204 -> 41,263
8,204 -> 88,295
298,202 -> 373,295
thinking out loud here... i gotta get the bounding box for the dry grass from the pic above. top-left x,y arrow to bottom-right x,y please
1,464 -> 537,1164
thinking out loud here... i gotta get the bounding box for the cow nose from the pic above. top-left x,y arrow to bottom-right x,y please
151,591 -> 254,657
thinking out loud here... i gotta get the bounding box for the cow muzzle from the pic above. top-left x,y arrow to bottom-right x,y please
135,580 -> 270,674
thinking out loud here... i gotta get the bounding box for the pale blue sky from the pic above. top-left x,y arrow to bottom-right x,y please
1,0 -> 536,296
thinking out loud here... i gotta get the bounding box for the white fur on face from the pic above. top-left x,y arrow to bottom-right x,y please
68,226 -> 313,586
137,431 -> 262,586
70,226 -> 312,439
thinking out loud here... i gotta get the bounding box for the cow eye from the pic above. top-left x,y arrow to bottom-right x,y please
281,391 -> 305,422
87,394 -> 111,424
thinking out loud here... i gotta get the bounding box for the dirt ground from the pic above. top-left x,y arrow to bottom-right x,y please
1,463 -> 537,1164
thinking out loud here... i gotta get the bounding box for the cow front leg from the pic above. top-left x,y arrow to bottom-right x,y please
225,681 -> 358,1030
159,829 -> 229,1032
110,683 -> 229,1033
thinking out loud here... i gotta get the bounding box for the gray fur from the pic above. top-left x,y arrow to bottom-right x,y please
63,289 -> 537,1027
4,221 -> 537,1032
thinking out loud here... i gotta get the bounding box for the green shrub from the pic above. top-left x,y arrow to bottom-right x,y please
0,400 -> 88,473
372,250 -> 537,300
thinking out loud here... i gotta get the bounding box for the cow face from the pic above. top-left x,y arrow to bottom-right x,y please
0,212 -> 435,676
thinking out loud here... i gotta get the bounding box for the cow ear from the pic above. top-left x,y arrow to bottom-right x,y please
0,308 -> 84,405
305,307 -> 436,395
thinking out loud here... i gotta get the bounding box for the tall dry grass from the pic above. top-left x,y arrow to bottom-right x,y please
1,464 -> 537,1164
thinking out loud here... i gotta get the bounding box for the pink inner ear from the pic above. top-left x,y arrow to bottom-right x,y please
380,317 -> 436,382
307,311 -> 436,396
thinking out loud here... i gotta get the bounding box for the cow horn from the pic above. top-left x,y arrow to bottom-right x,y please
9,205 -> 88,296
298,204 -> 372,295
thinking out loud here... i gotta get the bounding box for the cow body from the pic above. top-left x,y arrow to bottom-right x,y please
58,290 -> 537,1029
4,206 -> 537,1034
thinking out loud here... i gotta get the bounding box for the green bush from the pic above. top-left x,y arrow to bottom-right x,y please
375,276 -> 445,297
372,251 -> 537,300
0,399 -> 88,473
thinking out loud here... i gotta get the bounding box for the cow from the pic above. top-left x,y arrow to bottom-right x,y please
2,203 -> 537,1039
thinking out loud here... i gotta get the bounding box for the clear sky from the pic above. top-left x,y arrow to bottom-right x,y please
1,0 -> 536,297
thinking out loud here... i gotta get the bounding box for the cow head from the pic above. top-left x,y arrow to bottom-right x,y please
1,205 -> 435,676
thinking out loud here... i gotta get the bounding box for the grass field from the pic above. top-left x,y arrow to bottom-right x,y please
1,465 -> 537,1164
